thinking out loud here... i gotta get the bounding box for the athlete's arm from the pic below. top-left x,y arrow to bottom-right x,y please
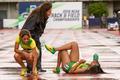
14,42 -> 24,54
31,48 -> 38,75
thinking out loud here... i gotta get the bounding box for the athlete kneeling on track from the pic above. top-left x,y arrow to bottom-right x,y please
14,29 -> 38,76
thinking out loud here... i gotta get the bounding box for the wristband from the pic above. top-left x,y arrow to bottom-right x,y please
55,67 -> 60,74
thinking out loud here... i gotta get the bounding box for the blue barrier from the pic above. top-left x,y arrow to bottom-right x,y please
107,18 -> 118,24
88,17 -> 119,28
89,18 -> 101,28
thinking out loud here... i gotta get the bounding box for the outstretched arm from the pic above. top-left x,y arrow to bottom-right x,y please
32,48 -> 38,75
53,53 -> 61,73
57,53 -> 61,67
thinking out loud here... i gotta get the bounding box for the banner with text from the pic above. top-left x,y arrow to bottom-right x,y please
46,2 -> 82,29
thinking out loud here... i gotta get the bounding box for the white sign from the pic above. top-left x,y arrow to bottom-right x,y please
46,2 -> 82,29
3,19 -> 17,28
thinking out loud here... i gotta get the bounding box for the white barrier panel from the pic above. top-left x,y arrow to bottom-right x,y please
18,20 -> 26,29
46,2 -> 82,29
3,19 -> 18,28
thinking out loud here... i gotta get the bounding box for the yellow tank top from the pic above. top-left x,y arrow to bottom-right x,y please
15,36 -> 36,50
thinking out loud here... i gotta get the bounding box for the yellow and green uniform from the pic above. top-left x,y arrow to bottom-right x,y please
15,36 -> 38,52
77,63 -> 89,69
63,62 -> 89,73
16,36 -> 38,76
63,61 -> 76,73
